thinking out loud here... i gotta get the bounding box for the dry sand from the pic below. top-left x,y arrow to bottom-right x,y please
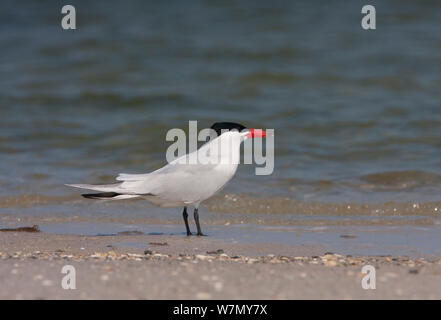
1,232 -> 441,299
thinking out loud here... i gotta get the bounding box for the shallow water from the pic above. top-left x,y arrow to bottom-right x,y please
28,222 -> 441,258
1,1 -> 441,250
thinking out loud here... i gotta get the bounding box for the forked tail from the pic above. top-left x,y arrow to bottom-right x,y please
66,183 -> 141,200
81,192 -> 140,200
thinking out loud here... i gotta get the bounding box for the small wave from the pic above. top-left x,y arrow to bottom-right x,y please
2,192 -> 441,217
239,72 -> 298,86
360,170 -> 441,190
0,194 -> 78,208
205,193 -> 441,216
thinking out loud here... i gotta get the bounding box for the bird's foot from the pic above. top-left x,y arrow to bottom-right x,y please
186,232 -> 193,236
196,232 -> 207,237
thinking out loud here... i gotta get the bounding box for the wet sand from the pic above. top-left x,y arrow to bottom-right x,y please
1,232 -> 440,299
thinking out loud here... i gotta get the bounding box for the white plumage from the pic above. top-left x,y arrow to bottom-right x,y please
67,131 -> 245,207
67,123 -> 266,236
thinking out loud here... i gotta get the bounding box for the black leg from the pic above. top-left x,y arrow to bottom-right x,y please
182,207 -> 192,236
193,208 -> 205,236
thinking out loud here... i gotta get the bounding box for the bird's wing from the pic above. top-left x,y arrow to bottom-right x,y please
116,144 -> 218,184
113,151 -> 220,200
68,138 -> 221,197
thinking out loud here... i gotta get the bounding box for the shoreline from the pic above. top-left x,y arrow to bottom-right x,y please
2,220 -> 441,258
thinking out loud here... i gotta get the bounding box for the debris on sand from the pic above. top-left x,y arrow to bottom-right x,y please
1,250 -> 438,269
148,242 -> 168,246
0,225 -> 40,233
206,249 -> 224,254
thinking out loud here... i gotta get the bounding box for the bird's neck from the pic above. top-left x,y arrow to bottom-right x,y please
215,134 -> 242,165
200,134 -> 243,165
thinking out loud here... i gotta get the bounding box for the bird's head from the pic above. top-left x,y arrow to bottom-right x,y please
210,122 -> 267,140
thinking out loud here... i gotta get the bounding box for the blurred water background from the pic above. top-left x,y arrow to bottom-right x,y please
1,0 -> 441,241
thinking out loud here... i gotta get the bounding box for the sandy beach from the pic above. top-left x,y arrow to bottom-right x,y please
1,231 -> 440,300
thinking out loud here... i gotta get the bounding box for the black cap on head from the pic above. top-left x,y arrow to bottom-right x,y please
210,122 -> 247,136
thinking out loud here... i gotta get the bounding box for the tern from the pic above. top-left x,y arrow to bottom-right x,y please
67,122 -> 267,236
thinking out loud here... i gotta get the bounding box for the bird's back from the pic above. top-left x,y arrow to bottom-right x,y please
117,132 -> 242,206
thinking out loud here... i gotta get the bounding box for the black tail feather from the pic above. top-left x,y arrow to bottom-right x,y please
82,192 -> 121,200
